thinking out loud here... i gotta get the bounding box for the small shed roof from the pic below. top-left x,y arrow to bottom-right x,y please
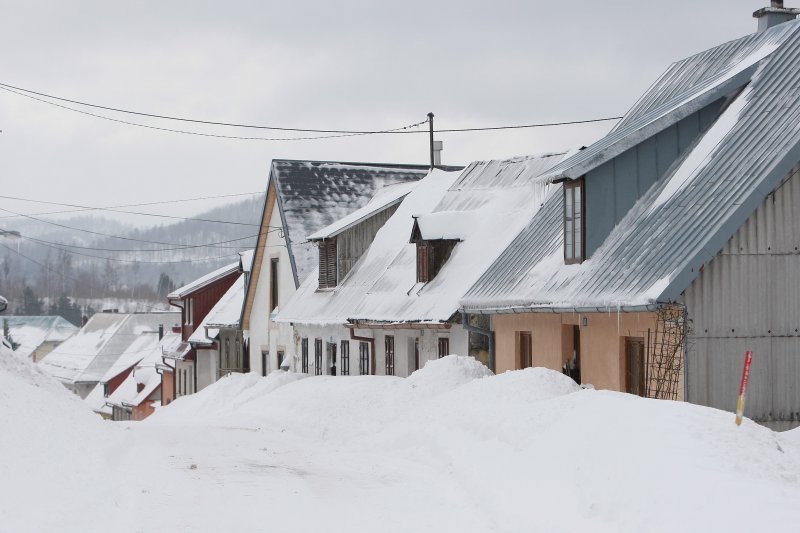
188,274 -> 245,346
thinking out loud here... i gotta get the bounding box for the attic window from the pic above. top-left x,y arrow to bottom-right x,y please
415,240 -> 457,283
318,238 -> 337,289
564,178 -> 585,264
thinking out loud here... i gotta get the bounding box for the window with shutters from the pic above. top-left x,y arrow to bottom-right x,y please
301,338 -> 309,373
318,238 -> 338,289
438,337 -> 450,358
314,339 -> 323,375
340,341 -> 350,376
564,178 -> 585,264
417,243 -> 430,283
385,336 -> 395,376
359,342 -> 370,375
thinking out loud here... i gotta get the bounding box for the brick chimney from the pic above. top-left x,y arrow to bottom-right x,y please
754,1 -> 800,32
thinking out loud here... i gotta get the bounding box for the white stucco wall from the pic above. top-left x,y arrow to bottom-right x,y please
195,347 -> 217,391
175,359 -> 195,396
247,204 -> 298,377
292,323 -> 469,378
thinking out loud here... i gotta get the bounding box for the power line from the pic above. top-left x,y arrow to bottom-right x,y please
0,81 -> 429,134
0,194 -> 261,227
0,190 -> 264,220
0,204 -> 259,247
0,85 -> 429,141
20,236 -> 241,264
20,232 -> 267,252
0,80 -> 623,138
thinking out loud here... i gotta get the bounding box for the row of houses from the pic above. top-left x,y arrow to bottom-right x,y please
34,5 -> 800,430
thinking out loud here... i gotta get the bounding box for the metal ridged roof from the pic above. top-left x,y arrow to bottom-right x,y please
462,20 -> 800,313
538,21 -> 798,184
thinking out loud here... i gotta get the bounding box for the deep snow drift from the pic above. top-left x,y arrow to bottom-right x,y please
2,354 -> 799,532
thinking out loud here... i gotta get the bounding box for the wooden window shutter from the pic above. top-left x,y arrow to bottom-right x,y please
417,243 -> 429,283
318,238 -> 338,288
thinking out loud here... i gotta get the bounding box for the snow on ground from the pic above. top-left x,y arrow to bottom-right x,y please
2,354 -> 799,532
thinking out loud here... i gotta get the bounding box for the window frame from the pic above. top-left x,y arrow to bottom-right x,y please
563,178 -> 586,265
385,335 -> 395,376
301,338 -> 309,373
359,342 -> 370,375
270,257 -> 279,312
318,238 -> 338,289
438,337 -> 450,358
340,340 -> 350,376
416,243 -> 431,283
314,338 -> 323,375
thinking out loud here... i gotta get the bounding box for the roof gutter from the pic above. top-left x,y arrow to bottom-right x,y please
460,303 -> 666,315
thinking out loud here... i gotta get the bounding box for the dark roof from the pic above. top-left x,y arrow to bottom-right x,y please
269,160 -> 449,286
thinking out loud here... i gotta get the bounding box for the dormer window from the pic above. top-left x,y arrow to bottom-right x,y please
318,238 -> 337,289
410,215 -> 460,283
564,178 -> 585,264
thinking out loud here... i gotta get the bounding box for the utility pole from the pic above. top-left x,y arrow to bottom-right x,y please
428,112 -> 435,169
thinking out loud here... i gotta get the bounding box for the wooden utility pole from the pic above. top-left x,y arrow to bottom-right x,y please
428,112 -> 435,169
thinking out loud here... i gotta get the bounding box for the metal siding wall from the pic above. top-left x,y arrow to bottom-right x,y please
686,165 -> 800,430
338,204 -> 399,281
586,107 -> 721,257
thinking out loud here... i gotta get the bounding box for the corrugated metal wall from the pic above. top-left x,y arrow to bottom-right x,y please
337,204 -> 399,281
685,163 -> 800,430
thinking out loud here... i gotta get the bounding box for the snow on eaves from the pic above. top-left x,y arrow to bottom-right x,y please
188,274 -> 245,346
168,261 -> 239,300
278,153 -> 566,326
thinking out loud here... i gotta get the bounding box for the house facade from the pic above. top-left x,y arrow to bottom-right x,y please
460,14 -> 800,429
241,160 -> 432,376
163,261 -> 240,402
278,155 -> 561,378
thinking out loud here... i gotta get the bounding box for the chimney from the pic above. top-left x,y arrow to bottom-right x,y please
158,324 -> 164,341
753,1 -> 800,32
433,141 -> 443,166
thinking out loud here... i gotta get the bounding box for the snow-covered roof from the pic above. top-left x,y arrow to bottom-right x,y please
2,316 -> 78,358
103,332 -> 181,410
168,261 -> 239,300
307,181 -> 418,241
239,249 -> 254,274
461,20 -> 800,313
277,153 -> 566,326
188,274 -> 245,346
267,160 -> 434,287
38,312 -> 178,385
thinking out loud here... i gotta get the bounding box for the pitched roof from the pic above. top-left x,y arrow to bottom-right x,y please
188,274 -> 245,346
2,316 -> 78,357
461,20 -> 800,313
278,153 -> 566,326
38,312 -> 178,384
268,160 -> 435,287
168,261 -> 239,300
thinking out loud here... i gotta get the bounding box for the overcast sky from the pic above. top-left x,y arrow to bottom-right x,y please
0,0 -> 780,225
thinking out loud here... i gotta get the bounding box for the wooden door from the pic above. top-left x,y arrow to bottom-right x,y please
519,332 -> 532,369
625,337 -> 645,397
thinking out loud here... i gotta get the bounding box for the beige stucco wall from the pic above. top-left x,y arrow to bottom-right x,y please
493,311 -> 684,399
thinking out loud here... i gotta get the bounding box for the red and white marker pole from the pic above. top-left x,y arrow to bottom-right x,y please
735,351 -> 753,426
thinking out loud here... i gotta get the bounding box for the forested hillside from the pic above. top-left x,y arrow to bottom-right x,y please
0,194 -> 264,320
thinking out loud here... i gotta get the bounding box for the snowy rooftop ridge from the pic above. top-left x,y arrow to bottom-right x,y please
168,261 -> 239,300
188,274 -> 245,346
277,151 -> 566,326
461,19 -> 800,312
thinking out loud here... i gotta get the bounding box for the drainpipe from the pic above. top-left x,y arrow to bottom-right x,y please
461,312 -> 495,373
349,328 -> 376,375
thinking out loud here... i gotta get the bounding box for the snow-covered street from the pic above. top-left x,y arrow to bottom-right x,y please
2,351 -> 799,533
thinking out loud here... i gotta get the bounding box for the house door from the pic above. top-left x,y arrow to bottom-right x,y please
519,332 -> 532,369
625,337 -> 646,397
261,351 -> 268,377
414,337 -> 420,372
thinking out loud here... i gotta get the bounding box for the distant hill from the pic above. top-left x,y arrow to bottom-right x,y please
0,194 -> 264,315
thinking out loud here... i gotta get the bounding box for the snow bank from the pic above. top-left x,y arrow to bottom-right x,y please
3,353 -> 800,532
